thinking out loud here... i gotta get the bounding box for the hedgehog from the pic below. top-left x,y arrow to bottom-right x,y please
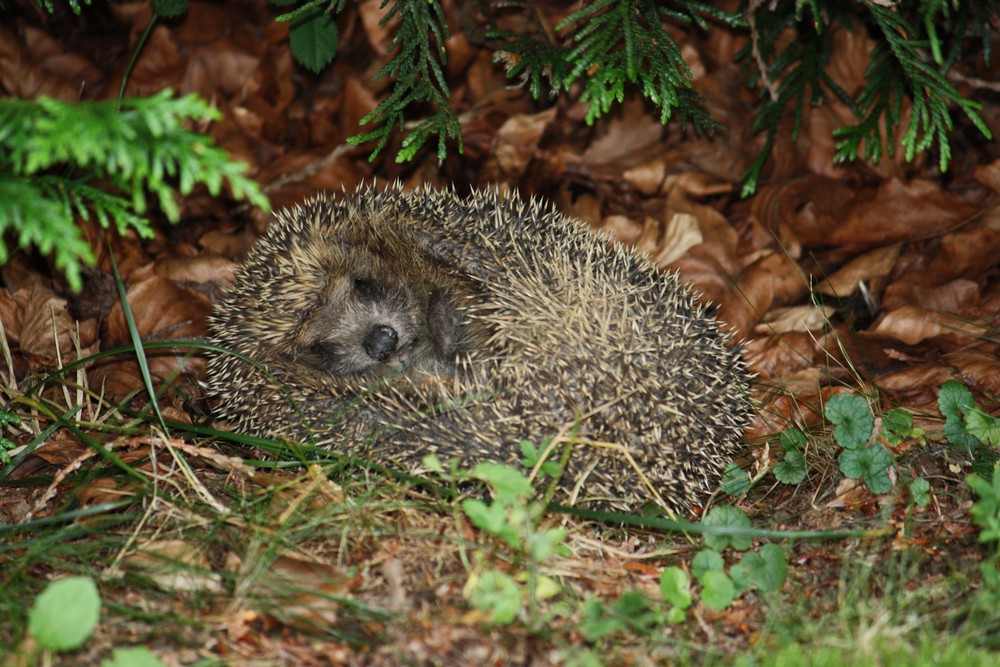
207,184 -> 752,514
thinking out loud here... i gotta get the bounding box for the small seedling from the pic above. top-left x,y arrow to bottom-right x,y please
23,575 -> 167,667
0,407 -> 20,465
940,380 -> 1000,452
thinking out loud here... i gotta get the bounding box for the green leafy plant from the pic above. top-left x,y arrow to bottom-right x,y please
695,505 -> 787,611
939,379 -> 1000,453
421,458 -> 568,629
273,0 -> 459,161
25,0 -> 92,13
28,576 -> 101,653
347,0 -> 460,162
738,1 -> 994,194
263,1 -> 993,190
825,393 -> 928,498
0,91 -> 269,291
495,0 -> 738,130
772,428 -> 808,485
944,381 -> 1000,551
22,576 -> 168,667
968,470 -> 1000,548
0,407 -> 19,465
720,460 -> 751,496
273,0 -> 344,73
581,504 -> 787,645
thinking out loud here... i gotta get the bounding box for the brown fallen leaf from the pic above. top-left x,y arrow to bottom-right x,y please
743,331 -> 827,381
751,175 -> 855,249
917,207 -> 1000,285
2,283 -> 99,362
816,244 -> 901,297
719,251 -> 806,339
873,306 -> 986,346
156,253 -> 238,286
754,305 -> 835,335
829,178 -> 980,247
91,276 -> 210,398
623,158 -> 668,196
881,278 -> 980,313
121,538 -> 224,594
488,107 -> 558,181
874,363 -> 956,411
944,350 -> 1000,397
248,553 -> 363,633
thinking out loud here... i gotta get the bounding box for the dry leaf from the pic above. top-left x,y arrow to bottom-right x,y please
829,178 -> 980,246
755,305 -> 834,335
816,245 -> 901,297
652,213 -> 703,267
251,554 -> 362,633
874,306 -> 986,345
92,276 -> 211,398
743,331 -> 826,381
881,279 -> 980,313
623,159 -> 667,195
490,107 -> 558,180
124,539 -> 224,593
156,254 -> 238,286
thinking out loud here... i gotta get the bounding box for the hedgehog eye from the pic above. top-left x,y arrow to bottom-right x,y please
352,277 -> 381,302
305,340 -> 338,361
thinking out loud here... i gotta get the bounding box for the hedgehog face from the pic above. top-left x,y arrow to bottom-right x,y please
295,247 -> 467,380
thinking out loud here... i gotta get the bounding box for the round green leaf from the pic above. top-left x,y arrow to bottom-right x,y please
691,549 -> 725,581
471,462 -> 533,499
825,393 -> 873,449
773,449 -> 807,485
721,462 -> 750,496
702,505 -> 753,552
290,10 -> 338,74
730,543 -> 787,593
840,444 -> 893,494
29,576 -> 101,651
938,380 -> 974,421
101,647 -> 168,667
778,428 -> 806,450
909,477 -> 931,507
700,570 -> 736,611
659,566 -> 692,610
469,570 -> 521,625
881,408 -> 914,437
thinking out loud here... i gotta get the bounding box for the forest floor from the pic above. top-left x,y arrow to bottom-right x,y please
2,1 -> 1000,665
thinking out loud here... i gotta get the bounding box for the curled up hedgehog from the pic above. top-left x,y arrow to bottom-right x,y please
207,184 -> 752,514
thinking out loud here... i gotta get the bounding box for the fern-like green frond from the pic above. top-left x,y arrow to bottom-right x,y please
493,1 -> 739,132
742,1 -> 995,195
348,0 -> 461,162
557,0 -> 725,129
0,91 -> 268,290
738,8 -> 848,197
833,4 -> 992,171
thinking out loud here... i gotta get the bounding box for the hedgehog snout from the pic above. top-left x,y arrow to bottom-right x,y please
363,324 -> 399,361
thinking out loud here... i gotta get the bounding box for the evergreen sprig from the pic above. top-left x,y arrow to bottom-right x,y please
496,0 -> 742,131
24,0 -> 91,14
741,1 -> 995,194
833,4 -> 992,172
346,0 -> 461,162
0,91 -> 268,290
737,5 -> 855,196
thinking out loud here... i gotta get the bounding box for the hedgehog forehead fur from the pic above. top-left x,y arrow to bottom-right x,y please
208,183 -> 753,514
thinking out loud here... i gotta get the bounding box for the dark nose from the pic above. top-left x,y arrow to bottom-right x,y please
363,325 -> 399,361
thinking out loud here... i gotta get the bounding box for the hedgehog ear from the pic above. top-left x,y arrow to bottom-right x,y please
427,287 -> 463,360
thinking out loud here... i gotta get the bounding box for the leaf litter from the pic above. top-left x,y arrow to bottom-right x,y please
1,0 -> 999,664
